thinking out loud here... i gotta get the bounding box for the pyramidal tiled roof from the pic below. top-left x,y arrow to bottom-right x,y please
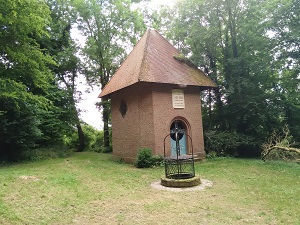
99,29 -> 217,98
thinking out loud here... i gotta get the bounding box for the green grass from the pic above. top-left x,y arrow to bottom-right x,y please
0,152 -> 299,224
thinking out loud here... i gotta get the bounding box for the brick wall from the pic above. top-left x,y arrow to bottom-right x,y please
110,82 -> 205,163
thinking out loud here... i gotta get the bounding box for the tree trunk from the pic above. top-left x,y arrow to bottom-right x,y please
208,89 -> 212,127
228,5 -> 238,58
208,53 -> 224,129
70,97 -> 85,152
76,123 -> 85,151
262,146 -> 300,161
102,100 -> 110,148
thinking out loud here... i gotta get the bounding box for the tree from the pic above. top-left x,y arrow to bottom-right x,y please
262,125 -> 300,161
158,0 -> 291,156
73,0 -> 146,148
266,0 -> 300,145
0,0 -> 54,160
44,0 -> 86,151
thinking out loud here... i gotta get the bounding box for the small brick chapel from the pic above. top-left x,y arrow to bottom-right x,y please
99,29 -> 217,163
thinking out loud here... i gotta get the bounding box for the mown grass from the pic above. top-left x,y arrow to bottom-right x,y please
0,152 -> 299,224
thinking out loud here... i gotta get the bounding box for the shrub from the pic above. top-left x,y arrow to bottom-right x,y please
265,149 -> 299,162
63,124 -> 104,151
204,130 -> 256,157
135,148 -> 153,168
135,148 -> 162,168
97,146 -> 112,153
206,151 -> 219,159
261,126 -> 300,162
22,145 -> 73,161
151,154 -> 164,167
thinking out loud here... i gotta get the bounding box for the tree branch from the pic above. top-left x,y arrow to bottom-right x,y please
262,146 -> 300,161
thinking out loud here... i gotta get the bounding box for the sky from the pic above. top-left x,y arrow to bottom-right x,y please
77,0 -> 175,130
148,0 -> 175,8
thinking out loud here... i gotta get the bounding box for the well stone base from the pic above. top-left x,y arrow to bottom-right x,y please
161,175 -> 201,188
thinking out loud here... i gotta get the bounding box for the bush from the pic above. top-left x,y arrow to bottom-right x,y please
204,130 -> 256,157
151,154 -> 164,167
21,145 -> 73,162
261,126 -> 300,162
95,146 -> 112,153
206,151 -> 219,159
265,149 -> 299,162
135,148 -> 163,168
135,148 -> 153,168
63,124 -> 104,151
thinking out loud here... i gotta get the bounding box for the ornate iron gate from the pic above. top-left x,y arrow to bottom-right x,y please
163,120 -> 195,179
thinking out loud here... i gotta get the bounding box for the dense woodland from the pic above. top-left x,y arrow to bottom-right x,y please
0,0 -> 299,161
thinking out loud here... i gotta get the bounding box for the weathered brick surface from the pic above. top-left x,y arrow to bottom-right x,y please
110,82 -> 206,163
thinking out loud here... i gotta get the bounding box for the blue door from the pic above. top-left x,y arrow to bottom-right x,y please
171,132 -> 187,156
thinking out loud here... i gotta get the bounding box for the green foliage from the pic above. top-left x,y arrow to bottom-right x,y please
158,0 -> 300,156
204,130 -> 256,157
36,87 -> 76,146
63,124 -> 104,151
135,148 -> 153,168
206,150 -> 219,159
151,154 -> 164,167
83,125 -> 104,151
98,146 -> 113,154
0,79 -> 46,161
1,0 -> 298,162
265,149 -> 299,162
0,0 -> 71,161
44,0 -> 85,151
261,125 -> 300,162
135,148 -> 163,168
21,146 -> 73,162
0,0 -> 53,90
73,0 -> 146,148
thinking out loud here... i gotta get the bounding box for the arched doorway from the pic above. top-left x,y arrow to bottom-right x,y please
170,119 -> 189,156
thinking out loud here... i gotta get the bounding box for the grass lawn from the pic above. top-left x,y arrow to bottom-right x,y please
0,152 -> 299,225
